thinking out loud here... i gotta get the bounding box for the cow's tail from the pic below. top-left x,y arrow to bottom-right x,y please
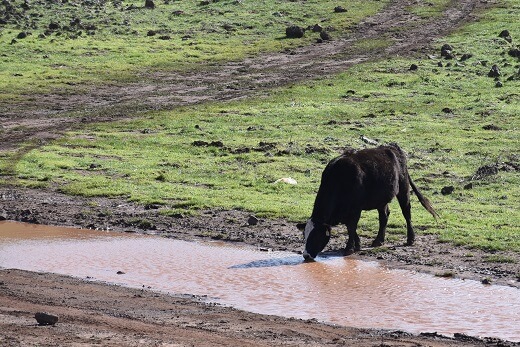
408,174 -> 439,219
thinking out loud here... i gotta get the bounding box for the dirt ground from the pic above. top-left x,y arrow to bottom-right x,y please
1,0 -> 519,345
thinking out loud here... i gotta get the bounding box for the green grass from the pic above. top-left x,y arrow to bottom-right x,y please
0,0 -> 387,96
1,0 -> 520,252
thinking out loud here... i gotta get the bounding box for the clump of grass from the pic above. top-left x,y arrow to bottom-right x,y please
484,255 -> 517,264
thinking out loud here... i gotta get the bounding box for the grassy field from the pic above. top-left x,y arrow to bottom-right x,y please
1,1 -> 519,252
0,0 -> 386,97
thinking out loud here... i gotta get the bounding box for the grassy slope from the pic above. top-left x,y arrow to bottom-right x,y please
2,1 -> 519,252
0,0 -> 385,96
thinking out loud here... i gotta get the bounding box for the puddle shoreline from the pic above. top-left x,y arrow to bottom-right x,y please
1,221 -> 519,342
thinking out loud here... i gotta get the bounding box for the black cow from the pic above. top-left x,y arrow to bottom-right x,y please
299,144 -> 437,260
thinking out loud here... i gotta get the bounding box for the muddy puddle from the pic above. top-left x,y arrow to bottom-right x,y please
0,221 -> 519,341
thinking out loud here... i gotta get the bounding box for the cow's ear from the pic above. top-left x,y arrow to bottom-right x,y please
296,223 -> 306,231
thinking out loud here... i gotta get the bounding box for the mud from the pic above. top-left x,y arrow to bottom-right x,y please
2,221 -> 519,341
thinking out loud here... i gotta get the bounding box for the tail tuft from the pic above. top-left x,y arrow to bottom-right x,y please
408,174 -> 439,219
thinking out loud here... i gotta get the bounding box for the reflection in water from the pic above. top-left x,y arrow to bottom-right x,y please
0,221 -> 519,342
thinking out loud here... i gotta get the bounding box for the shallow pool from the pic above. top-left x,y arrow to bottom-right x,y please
0,221 -> 518,341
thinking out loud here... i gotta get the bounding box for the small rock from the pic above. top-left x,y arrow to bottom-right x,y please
459,53 -> 472,61
508,48 -> 520,58
495,80 -> 503,88
482,124 -> 501,131
117,271 -> 125,275
409,63 -> 418,71
144,0 -> 155,8
441,186 -> 454,195
286,25 -> 304,39
440,43 -> 454,59
320,31 -> 331,41
48,22 -> 60,30
481,278 -> 492,285
247,215 -> 259,226
488,65 -> 500,78
498,29 -> 510,38
274,177 -> 297,185
311,24 -> 323,32
17,32 -> 28,39
463,183 -> 473,190
498,29 -> 512,43
35,312 -> 59,326
334,6 -> 347,13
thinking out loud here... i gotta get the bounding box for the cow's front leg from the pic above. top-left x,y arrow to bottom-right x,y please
372,204 -> 390,247
344,211 -> 361,255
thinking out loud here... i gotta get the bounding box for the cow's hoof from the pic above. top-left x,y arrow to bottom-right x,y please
344,248 -> 355,256
406,240 -> 414,246
371,239 -> 383,247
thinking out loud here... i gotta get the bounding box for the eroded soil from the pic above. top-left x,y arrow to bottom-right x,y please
1,0 -> 519,345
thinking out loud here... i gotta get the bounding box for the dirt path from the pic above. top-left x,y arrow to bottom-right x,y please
0,0 -> 489,151
2,0 -> 519,345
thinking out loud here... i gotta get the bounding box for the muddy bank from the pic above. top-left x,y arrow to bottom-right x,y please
1,186 -> 519,289
1,269 -> 518,347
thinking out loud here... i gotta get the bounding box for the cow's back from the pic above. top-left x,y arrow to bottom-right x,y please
313,146 -> 407,222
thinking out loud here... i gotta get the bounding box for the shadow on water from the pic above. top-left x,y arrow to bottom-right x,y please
229,252 -> 344,269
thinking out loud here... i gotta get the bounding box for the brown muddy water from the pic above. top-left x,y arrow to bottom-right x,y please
0,221 -> 519,341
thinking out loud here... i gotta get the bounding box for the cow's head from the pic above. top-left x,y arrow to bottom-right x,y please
298,218 -> 331,261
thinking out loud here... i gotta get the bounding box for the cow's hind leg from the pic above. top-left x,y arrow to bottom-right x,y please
397,191 -> 414,246
372,204 -> 390,247
344,211 -> 361,255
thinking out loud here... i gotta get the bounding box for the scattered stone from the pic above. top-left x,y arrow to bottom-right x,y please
320,31 -> 331,41
192,140 -> 224,147
488,65 -> 500,78
247,215 -> 259,226
441,186 -> 454,195
360,135 -> 378,146
498,29 -> 510,38
481,278 -> 492,285
463,183 -> 473,190
508,48 -> 520,58
274,177 -> 297,185
285,25 -> 304,39
17,32 -> 28,39
473,164 -> 498,180
409,63 -> 418,71
144,0 -> 155,8
482,124 -> 501,130
440,43 -> 454,59
441,107 -> 453,114
117,270 -> 125,275
311,24 -> 323,32
334,6 -> 347,13
495,81 -> 503,88
498,29 -> 512,43
48,22 -> 60,30
147,30 -> 156,36
459,53 -> 472,61
35,312 -> 59,326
